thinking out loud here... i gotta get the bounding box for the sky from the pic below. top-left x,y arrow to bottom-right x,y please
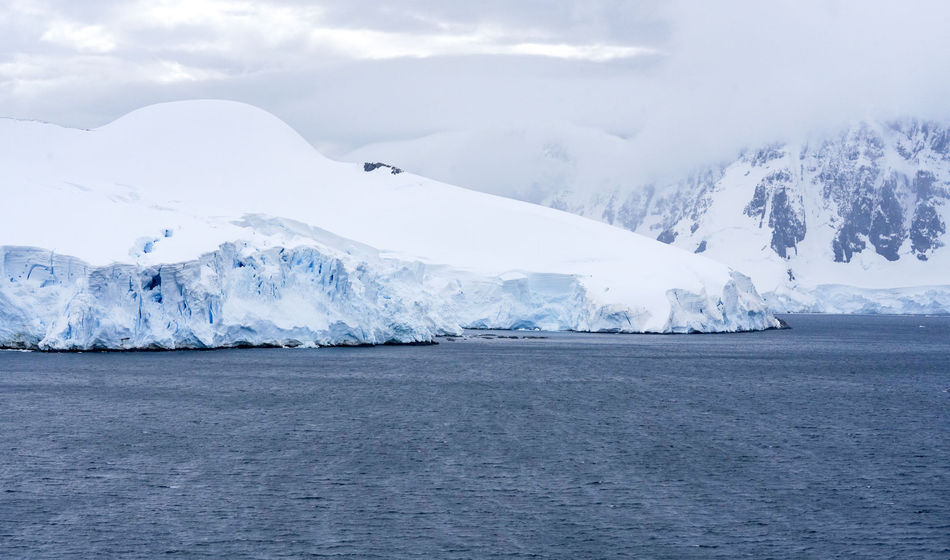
2,0 -> 950,185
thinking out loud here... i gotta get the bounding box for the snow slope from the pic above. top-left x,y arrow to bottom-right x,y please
345,122 -> 950,314
345,124 -> 634,204
0,101 -> 778,350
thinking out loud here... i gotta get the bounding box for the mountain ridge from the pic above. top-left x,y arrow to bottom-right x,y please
345,118 -> 950,313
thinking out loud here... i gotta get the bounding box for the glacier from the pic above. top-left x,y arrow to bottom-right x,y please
344,121 -> 950,314
0,101 -> 779,350
766,285 -> 950,315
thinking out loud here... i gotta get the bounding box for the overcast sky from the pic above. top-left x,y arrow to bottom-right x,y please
2,0 -> 950,179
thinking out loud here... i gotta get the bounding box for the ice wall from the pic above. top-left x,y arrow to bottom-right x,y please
0,243 -> 779,350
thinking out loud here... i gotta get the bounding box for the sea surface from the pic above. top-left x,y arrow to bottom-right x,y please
0,314 -> 948,559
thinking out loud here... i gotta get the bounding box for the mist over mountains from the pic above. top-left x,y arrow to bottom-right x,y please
344,117 -> 950,313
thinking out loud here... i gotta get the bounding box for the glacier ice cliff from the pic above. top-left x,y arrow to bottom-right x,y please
0,100 -> 780,349
0,244 -> 453,350
0,241 -> 778,350
765,285 -> 950,315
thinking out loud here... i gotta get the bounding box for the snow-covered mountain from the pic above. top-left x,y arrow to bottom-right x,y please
346,121 -> 950,314
0,101 -> 778,350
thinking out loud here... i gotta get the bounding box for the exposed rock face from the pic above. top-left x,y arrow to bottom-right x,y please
868,180 -> 905,262
363,162 -> 403,174
909,170 -> 947,260
740,167 -> 807,259
539,119 -> 950,309
343,115 -> 949,312
911,203 -> 946,260
606,121 -> 946,263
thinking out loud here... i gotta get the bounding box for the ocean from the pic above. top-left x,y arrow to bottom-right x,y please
1,314 -> 948,558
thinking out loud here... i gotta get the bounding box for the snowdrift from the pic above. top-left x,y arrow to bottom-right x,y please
0,101 -> 779,349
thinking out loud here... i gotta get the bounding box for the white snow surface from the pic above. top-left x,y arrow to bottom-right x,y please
344,123 -> 950,315
0,101 -> 778,349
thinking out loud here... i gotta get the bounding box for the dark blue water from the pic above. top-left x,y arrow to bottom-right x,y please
0,315 -> 948,559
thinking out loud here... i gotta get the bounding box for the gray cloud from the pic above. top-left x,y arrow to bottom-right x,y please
1,0 -> 948,186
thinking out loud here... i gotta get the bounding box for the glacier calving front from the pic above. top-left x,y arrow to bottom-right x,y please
0,101 -> 778,349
